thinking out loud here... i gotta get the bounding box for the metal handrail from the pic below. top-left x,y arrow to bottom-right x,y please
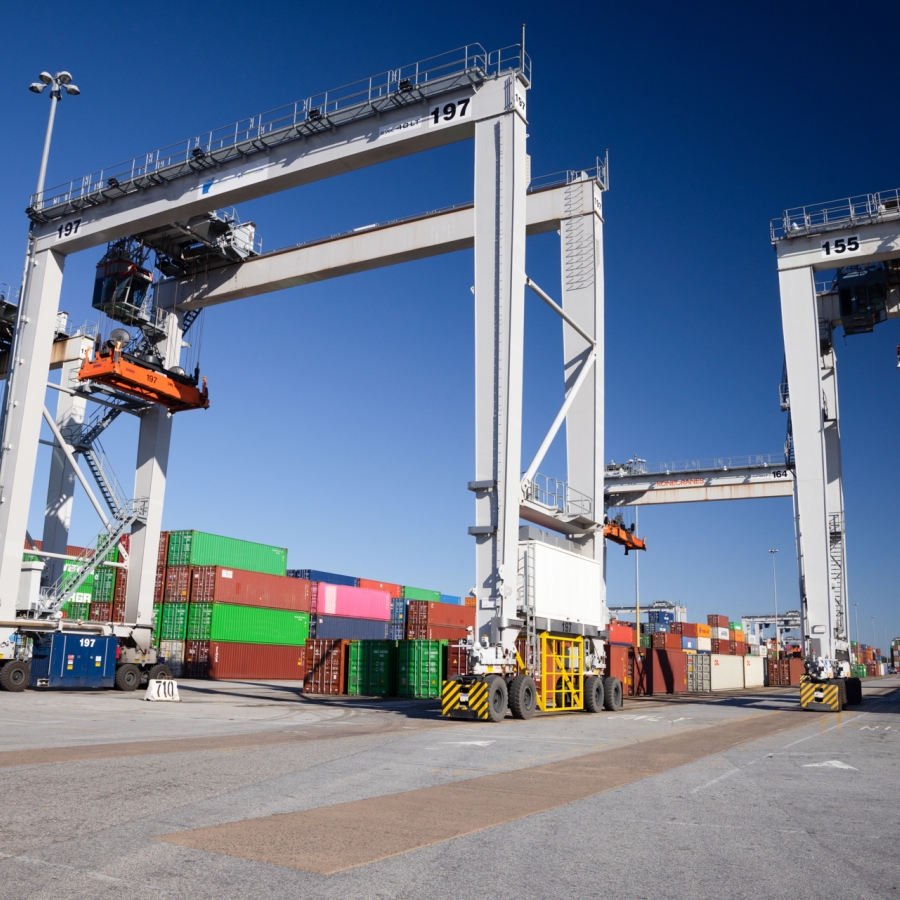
771,189 -> 900,241
528,153 -> 609,193
605,454 -> 788,478
523,472 -> 592,519
31,42 -> 531,215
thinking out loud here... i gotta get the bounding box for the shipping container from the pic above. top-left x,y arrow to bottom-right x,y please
743,655 -> 764,688
157,531 -> 170,567
92,565 -> 116,603
390,597 -> 406,625
208,642 -> 306,681
186,602 -> 213,640
695,624 -> 711,639
401,585 -> 441,602
346,640 -> 395,696
60,600 -> 90,620
388,624 -> 405,641
396,640 -> 443,698
158,640 -> 184,677
314,615 -> 389,640
88,602 -> 112,622
112,598 -> 126,623
680,623 -> 699,638
681,636 -> 697,650
159,602 -> 188,641
651,632 -> 682,651
610,623 -> 636,645
358,578 -> 403,596
154,565 -> 165,605
303,639 -> 347,694
687,652 -> 711,692
715,626 -> 729,641
639,633 -> 651,648
649,649 -> 687,693
317,583 -> 390,620
168,531 -> 288,576
445,642 -> 471,678
184,640 -> 210,678
290,569 -> 357,587
648,610 -> 675,624
697,636 -> 711,652
464,596 -> 476,607
728,621 -> 742,631
608,644 -> 634,694
208,604 -> 309,646
406,600 -> 475,630
190,566 -> 311,611
440,594 -> 462,606
710,654 -> 744,691
164,566 -> 191,603
406,622 -> 469,641
641,623 -> 669,634
707,614 -> 729,629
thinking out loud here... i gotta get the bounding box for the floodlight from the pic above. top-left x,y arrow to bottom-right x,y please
29,83 -> 45,93
56,71 -> 72,85
38,72 -> 52,85
64,84 -> 80,96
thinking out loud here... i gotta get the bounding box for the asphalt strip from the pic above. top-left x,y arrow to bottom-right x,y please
156,708 -> 815,874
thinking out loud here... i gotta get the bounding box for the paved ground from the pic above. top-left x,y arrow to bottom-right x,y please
0,676 -> 897,899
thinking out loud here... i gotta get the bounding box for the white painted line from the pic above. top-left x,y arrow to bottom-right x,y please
803,760 -> 857,770
442,740 -> 495,747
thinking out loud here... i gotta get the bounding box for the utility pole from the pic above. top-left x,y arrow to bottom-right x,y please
853,602 -> 859,661
769,548 -> 779,657
634,506 -> 640,649
871,615 -> 877,653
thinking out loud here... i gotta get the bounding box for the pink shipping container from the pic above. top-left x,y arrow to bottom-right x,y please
316,583 -> 390,620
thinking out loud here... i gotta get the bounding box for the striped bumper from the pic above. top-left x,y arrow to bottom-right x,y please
441,679 -> 489,719
800,678 -> 841,712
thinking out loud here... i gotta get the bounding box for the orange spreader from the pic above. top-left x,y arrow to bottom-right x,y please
77,351 -> 209,413
603,520 -> 647,553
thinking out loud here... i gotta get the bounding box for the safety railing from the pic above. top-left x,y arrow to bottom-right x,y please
605,454 -> 789,477
528,152 -> 609,193
771,188 -> 900,241
523,473 -> 593,519
31,42 -> 531,216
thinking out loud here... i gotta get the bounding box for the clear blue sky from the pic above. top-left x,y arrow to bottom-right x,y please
1,1 -> 897,645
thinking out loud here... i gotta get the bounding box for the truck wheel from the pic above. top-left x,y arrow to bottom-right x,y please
584,675 -> 605,712
0,661 -> 30,692
486,675 -> 508,722
148,664 -> 172,681
603,676 -> 623,711
846,677 -> 862,705
508,674 -> 536,719
115,664 -> 140,692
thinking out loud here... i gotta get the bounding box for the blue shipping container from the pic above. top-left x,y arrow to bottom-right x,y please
29,632 -> 118,689
288,569 -> 358,587
314,615 -> 389,640
440,594 -> 462,606
390,597 -> 406,625
388,624 -> 405,640
641,623 -> 669,634
681,636 -> 697,650
648,610 -> 675,624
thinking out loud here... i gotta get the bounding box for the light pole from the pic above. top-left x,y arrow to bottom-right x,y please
871,616 -> 877,654
769,548 -> 779,656
853,602 -> 859,659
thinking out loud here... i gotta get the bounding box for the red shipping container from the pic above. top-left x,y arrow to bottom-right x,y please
731,641 -> 746,656
609,623 -> 635,645
113,567 -> 127,605
445,642 -> 471,677
407,600 -> 475,629
153,566 -> 165,605
608,645 -> 641,695
669,622 -> 684,634
649,649 -> 687,693
184,640 -> 210,678
317,583 -> 390,620
651,632 -> 682,651
112,599 -> 126,623
788,658 -> 805,685
680,623 -> 699,638
303,639 -> 347,694
190,566 -> 311,612
406,623 -> 470,641
634,649 -> 652,696
207,642 -> 307,681
164,566 -> 191,603
708,614 -> 729,629
88,602 -> 112,622
157,531 -> 169,567
358,578 -> 403,597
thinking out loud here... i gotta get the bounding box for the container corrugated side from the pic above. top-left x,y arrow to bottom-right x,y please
304,639 -> 347,694
315,615 -> 389,640
207,604 -> 309,646
346,640 -> 395,696
406,600 -> 475,629
358,578 -> 402,596
290,569 -> 357,587
396,640 -> 442,698
164,566 -> 191,603
401,585 -> 441,602
184,640 -> 210,678
159,603 -> 188,641
207,642 -> 306,680
190,566 -> 311,611
317,583 -> 390,620
167,530 -> 287,576
710,654 -> 744,690
743,655 -> 764,687
406,623 -> 469,641
187,603 -> 213,640
158,640 -> 184,677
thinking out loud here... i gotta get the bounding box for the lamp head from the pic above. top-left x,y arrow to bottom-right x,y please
63,84 -> 80,96
56,71 -> 72,85
38,72 -> 52,85
28,83 -> 46,93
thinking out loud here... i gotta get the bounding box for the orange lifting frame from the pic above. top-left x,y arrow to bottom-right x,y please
77,350 -> 209,413
603,520 -> 647,553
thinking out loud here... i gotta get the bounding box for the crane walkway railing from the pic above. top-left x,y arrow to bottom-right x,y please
771,188 -> 900,241
605,454 -> 789,479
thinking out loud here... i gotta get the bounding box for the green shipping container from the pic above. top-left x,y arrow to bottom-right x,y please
167,530 -> 287,576
728,622 -> 742,630
61,600 -> 90,619
402,585 -> 441,602
187,603 -> 213,640
93,565 -> 116,603
347,640 -> 396,696
159,602 -> 189,641
639,633 -> 651,648
396,640 -> 443,698
208,604 -> 309,646
851,663 -> 867,678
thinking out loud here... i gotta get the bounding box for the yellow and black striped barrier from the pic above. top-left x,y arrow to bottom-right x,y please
441,679 -> 489,720
800,677 -> 841,712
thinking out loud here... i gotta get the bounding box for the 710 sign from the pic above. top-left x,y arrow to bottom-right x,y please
821,236 -> 860,257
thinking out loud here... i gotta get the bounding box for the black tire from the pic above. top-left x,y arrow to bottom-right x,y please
508,674 -> 536,719
603,676 -> 623,711
486,675 -> 508,722
845,677 -> 862,706
584,675 -> 605,713
148,664 -> 173,681
0,660 -> 30,692
114,663 -> 140,692
835,678 -> 847,711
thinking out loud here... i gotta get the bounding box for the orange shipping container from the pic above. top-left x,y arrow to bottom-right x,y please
358,578 -> 403,597
696,624 -> 711,638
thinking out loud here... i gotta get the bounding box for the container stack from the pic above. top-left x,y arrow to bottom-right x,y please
406,600 -> 475,641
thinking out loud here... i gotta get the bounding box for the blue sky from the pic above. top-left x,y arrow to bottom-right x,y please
1,1 -> 897,645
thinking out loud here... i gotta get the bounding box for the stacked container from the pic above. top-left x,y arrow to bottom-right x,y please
406,600 -> 474,641
312,582 -> 390,640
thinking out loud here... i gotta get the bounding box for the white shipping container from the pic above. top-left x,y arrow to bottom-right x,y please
715,627 -> 729,641
697,636 -> 711,651
517,541 -> 603,628
746,634 -> 759,646
159,640 -> 184,677
710,654 -> 744,690
743,655 -> 764,687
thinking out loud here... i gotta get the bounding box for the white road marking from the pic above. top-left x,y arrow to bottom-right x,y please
803,760 -> 857,770
442,740 -> 495,747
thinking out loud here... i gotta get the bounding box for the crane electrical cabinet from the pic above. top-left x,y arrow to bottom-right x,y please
0,39 -> 628,706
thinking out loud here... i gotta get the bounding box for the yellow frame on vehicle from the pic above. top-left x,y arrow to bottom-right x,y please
535,633 -> 583,712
